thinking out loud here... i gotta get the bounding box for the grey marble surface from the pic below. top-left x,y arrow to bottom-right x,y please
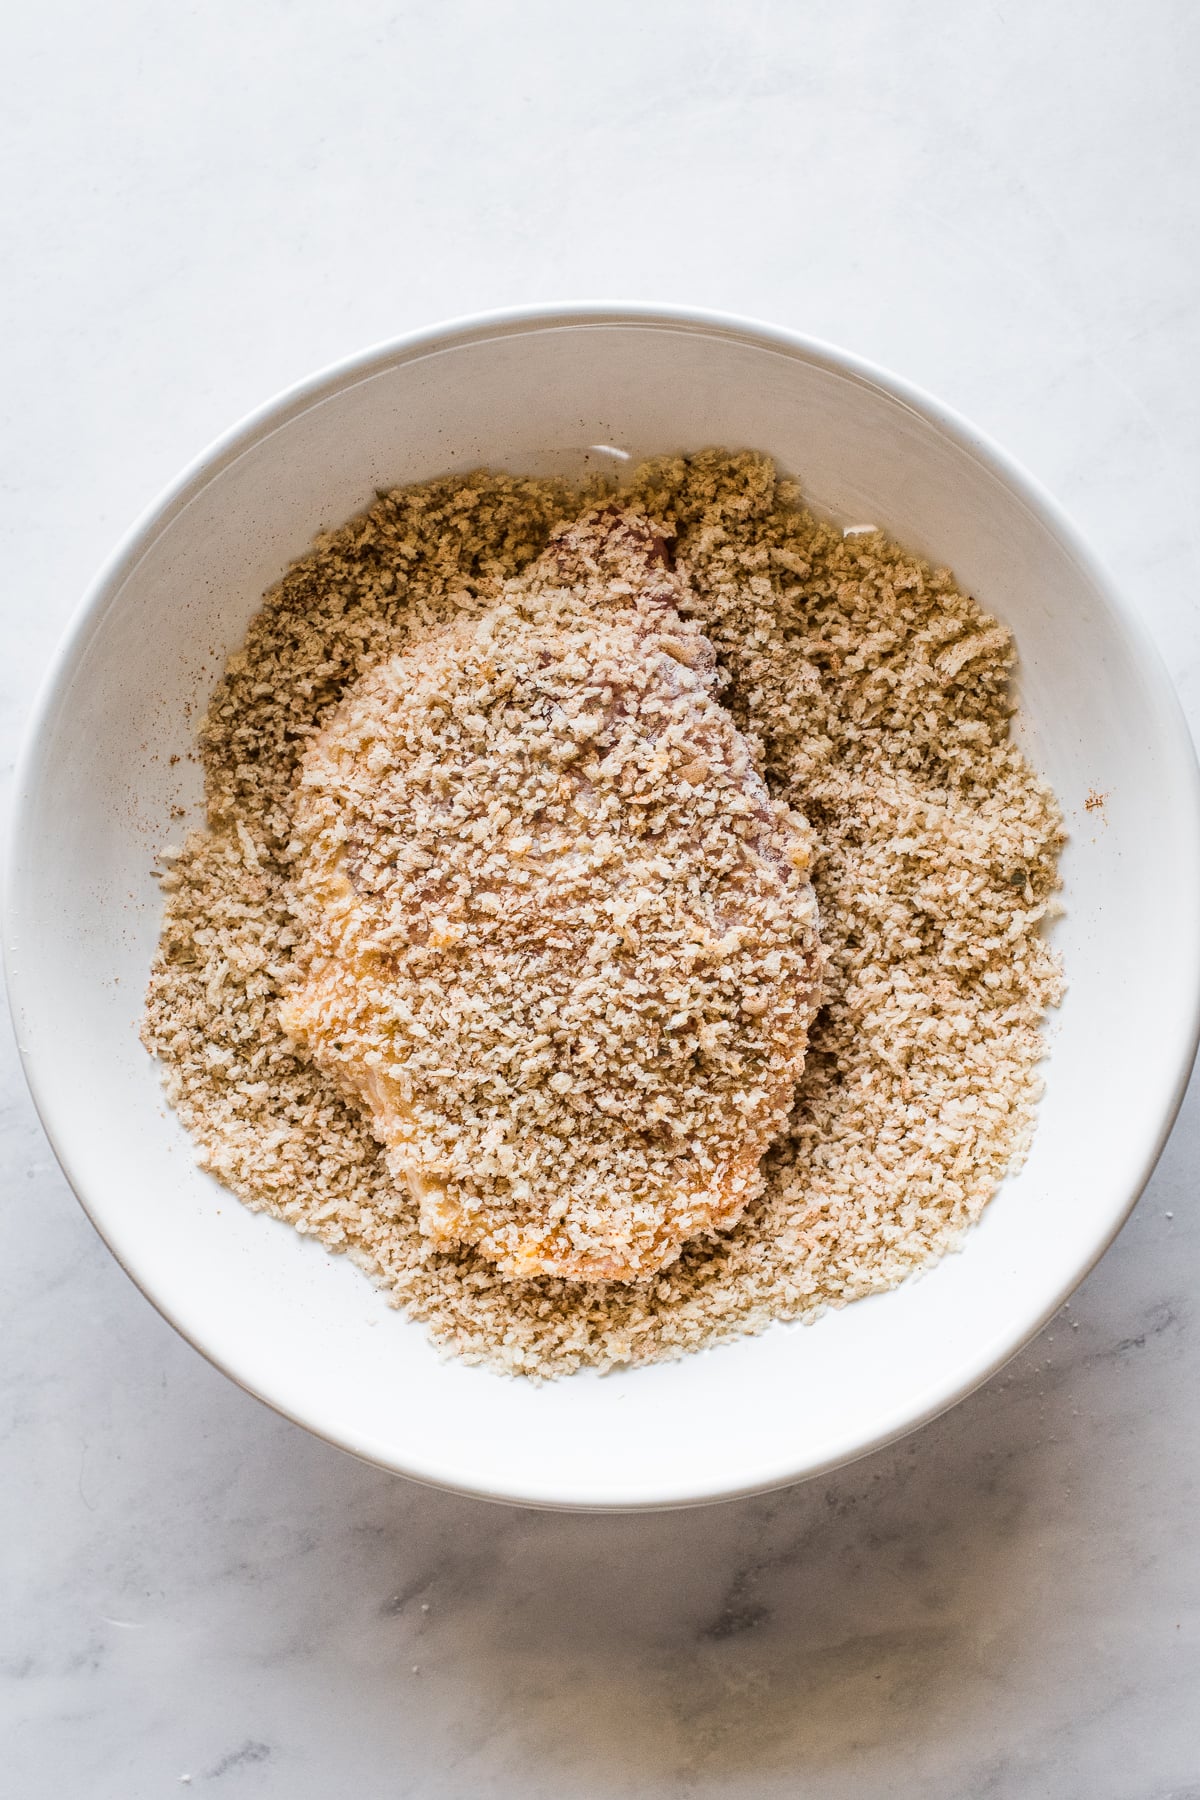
3,2 -> 1199,1794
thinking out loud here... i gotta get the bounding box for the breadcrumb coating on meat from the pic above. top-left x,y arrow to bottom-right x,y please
277,509 -> 821,1279
142,452 -> 1065,1377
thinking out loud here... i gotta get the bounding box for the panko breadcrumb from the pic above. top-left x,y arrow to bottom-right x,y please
279,508 -> 822,1281
142,451 -> 1065,1377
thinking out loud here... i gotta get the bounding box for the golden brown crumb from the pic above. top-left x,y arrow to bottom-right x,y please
142,452 -> 1066,1377
278,508 -> 821,1280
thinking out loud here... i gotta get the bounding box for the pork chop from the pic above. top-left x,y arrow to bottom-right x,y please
279,508 -> 822,1281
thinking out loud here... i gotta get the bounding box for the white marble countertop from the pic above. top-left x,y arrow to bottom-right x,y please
4,3 -> 1199,1794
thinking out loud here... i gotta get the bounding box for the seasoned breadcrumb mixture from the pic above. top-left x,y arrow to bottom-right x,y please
143,452 -> 1065,1376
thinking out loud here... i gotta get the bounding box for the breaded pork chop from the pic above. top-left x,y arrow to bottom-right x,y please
279,509 -> 823,1281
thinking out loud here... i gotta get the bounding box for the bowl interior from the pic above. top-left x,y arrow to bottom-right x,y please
9,312 -> 1199,1507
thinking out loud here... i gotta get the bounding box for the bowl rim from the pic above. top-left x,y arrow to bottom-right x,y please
7,300 -> 1200,1511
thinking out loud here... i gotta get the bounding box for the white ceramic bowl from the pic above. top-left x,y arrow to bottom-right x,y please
7,305 -> 1200,1510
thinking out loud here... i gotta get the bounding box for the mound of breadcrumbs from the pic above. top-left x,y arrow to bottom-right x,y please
143,451 -> 1065,1376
